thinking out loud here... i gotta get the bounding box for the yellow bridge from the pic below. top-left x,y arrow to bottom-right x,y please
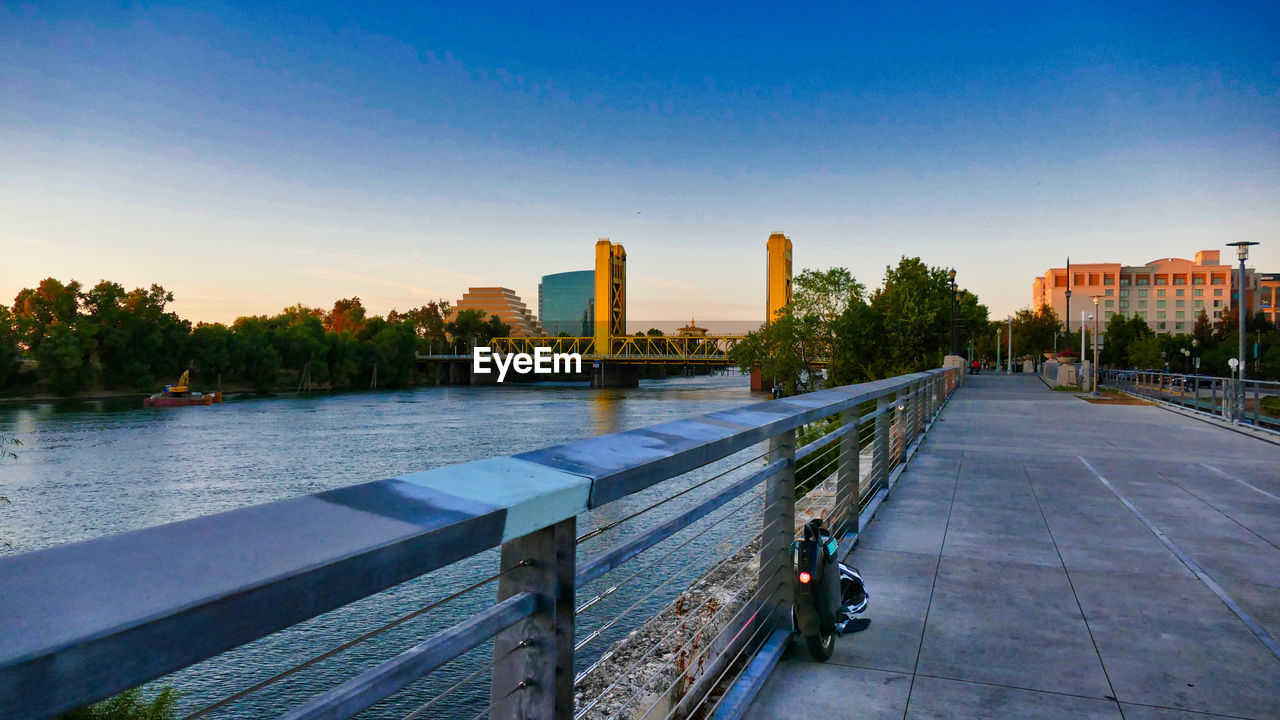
417,234 -> 815,386
485,335 -> 746,364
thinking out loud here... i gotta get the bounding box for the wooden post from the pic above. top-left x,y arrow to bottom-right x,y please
835,407 -> 860,541
490,518 -> 576,720
761,429 -> 796,630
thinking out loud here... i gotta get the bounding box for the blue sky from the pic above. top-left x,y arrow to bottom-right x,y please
3,1 -> 1278,327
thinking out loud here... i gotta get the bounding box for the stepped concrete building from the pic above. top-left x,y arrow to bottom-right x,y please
449,287 -> 543,336
1033,250 -> 1262,335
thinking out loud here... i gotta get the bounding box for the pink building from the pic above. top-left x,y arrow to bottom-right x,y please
1032,250 -> 1259,335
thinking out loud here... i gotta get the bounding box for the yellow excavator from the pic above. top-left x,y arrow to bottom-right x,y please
145,370 -> 223,407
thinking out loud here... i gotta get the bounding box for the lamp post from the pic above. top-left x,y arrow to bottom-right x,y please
1091,296 -> 1100,397
1226,241 -> 1259,424
949,268 -> 958,356
1007,316 -> 1013,374
1065,256 -> 1072,336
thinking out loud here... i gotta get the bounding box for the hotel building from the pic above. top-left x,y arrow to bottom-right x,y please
1032,250 -> 1261,335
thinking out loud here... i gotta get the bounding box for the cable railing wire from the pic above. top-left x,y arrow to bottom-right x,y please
575,448 -> 770,545
179,561 -> 524,720
575,486 -> 765,617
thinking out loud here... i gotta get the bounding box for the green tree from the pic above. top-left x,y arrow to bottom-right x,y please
1128,335 -> 1163,370
1100,314 -> 1152,367
0,305 -> 18,389
729,308 -> 821,395
1010,306 -> 1062,360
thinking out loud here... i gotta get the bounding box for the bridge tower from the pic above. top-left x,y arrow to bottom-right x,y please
593,239 -> 636,387
765,232 -> 792,324
754,233 -> 794,391
594,238 -> 626,352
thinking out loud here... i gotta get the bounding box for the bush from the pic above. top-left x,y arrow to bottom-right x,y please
1261,395 -> 1280,417
58,688 -> 178,720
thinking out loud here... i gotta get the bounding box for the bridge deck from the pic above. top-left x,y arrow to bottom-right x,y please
746,374 -> 1280,720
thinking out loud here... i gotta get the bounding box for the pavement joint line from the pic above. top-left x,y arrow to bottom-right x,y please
1077,456 -> 1280,664
1200,463 -> 1280,503
802,661 -> 1258,719
1143,465 -> 1280,554
897,396 -> 966,720
1019,455 -> 1125,719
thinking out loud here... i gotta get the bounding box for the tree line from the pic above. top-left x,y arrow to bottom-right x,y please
730,257 -> 991,393
0,278 -> 513,396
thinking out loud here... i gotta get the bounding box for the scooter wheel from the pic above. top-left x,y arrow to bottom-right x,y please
805,630 -> 835,661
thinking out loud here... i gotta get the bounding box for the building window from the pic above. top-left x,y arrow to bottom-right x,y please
1138,289 -> 1148,297
1175,322 -> 1184,330
1213,311 -> 1222,319
1105,299 -> 1114,307
1138,300 -> 1148,308
1137,277 -> 1150,285
1119,301 -> 1129,309
1157,311 -> 1166,319
1105,289 -> 1114,296
1157,289 -> 1166,297
1120,278 -> 1130,286
1157,300 -> 1167,308
1214,300 -> 1222,308
1193,277 -> 1205,285
1075,274 -> 1084,286
1176,289 -> 1185,297
1194,288 -> 1204,296
1120,289 -> 1129,297
1155,277 -> 1168,285
1212,276 -> 1225,285
1195,300 -> 1204,308
1176,311 -> 1184,319
1214,289 -> 1223,296
1158,322 -> 1167,330
1104,276 -> 1114,285
1173,277 -> 1187,285
1175,300 -> 1184,308
1106,311 -> 1115,318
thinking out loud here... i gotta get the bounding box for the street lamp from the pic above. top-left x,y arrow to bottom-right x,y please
1091,296 -> 1100,396
949,268 -> 958,356
1226,241 -> 1259,424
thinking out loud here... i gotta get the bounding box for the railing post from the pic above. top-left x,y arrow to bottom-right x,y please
907,380 -> 921,444
490,518 -> 576,720
874,392 -> 892,493
835,406 -> 861,541
762,429 -> 796,630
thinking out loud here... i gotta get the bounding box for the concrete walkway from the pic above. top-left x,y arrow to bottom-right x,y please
746,374 -> 1280,720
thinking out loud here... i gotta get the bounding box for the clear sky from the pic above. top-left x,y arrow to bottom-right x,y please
4,1 -> 1278,327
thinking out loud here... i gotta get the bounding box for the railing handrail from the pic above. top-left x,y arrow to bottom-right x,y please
0,368 -> 952,719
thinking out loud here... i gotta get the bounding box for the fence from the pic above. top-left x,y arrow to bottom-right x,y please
1101,369 -> 1280,435
0,367 -> 960,720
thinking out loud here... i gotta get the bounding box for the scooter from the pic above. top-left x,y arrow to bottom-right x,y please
791,518 -> 870,660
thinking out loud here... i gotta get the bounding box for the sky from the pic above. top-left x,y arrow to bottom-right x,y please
3,1 -> 1279,328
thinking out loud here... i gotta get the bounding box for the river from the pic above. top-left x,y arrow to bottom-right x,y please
0,374 -> 765,718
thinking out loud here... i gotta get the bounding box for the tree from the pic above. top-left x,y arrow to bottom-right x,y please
1010,306 -> 1062,359
0,305 -> 18,389
1192,310 -> 1214,346
729,308 -> 820,395
792,268 -> 865,360
1128,335 -> 1163,370
1100,314 -> 1152,367
324,297 -> 367,335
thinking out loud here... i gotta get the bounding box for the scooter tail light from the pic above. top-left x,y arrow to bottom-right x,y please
798,571 -> 811,584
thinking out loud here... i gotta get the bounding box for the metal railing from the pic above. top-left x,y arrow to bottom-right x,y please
1101,369 -> 1280,435
0,367 -> 961,720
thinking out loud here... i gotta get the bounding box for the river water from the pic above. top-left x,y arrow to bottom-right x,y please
0,375 -> 765,718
